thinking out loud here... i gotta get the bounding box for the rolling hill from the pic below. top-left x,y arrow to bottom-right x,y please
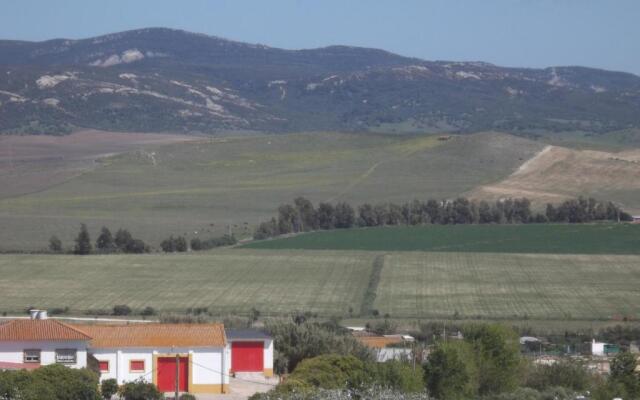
1,28 -> 640,135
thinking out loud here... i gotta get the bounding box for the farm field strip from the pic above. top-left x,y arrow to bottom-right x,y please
374,252 -> 640,320
0,251 -> 375,316
1,249 -> 640,322
243,224 -> 640,254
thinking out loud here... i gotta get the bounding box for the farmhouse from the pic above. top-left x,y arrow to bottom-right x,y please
632,215 -> 640,223
0,312 -> 274,395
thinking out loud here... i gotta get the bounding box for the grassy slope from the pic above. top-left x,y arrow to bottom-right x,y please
1,248 -> 639,322
241,224 -> 640,254
0,131 -> 543,251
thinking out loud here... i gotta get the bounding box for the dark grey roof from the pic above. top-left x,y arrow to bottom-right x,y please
225,329 -> 271,340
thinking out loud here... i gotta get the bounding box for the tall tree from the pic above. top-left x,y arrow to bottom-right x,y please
334,202 -> 355,228
73,224 -> 92,255
316,203 -> 336,230
294,197 -> 318,231
114,229 -> 133,252
464,324 -> 521,395
424,341 -> 479,400
95,226 -> 116,253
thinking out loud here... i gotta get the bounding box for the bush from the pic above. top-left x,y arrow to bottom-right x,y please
161,235 -> 188,252
112,304 -> 132,316
101,378 -> 118,399
119,379 -> 163,400
265,320 -> 373,373
0,364 -> 100,400
179,394 -> 196,400
141,306 -> 156,316
285,355 -> 371,390
524,360 -> 590,392
49,235 -> 63,252
190,234 -> 237,251
374,360 -> 424,393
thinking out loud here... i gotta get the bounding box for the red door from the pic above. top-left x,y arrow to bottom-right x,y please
232,341 -> 263,372
157,357 -> 188,392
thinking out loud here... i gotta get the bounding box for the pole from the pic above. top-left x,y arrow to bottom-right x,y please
175,354 -> 180,400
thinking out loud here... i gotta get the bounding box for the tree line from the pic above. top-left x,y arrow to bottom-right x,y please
254,196 -> 632,239
160,234 -> 236,253
49,225 -> 149,255
48,224 -> 237,255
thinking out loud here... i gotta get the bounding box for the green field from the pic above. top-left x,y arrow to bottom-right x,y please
0,250 -> 372,316
1,249 -> 639,322
375,252 -> 640,320
242,223 -> 640,254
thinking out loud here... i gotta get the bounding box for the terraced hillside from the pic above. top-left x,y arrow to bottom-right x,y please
0,131 -> 543,251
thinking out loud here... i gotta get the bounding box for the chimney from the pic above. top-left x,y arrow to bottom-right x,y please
29,309 -> 48,320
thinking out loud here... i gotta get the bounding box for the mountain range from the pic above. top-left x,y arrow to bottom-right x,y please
1,27 -> 639,135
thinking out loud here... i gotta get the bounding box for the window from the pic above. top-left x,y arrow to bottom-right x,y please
129,360 -> 145,372
55,349 -> 77,364
98,360 -> 109,373
23,349 -> 40,363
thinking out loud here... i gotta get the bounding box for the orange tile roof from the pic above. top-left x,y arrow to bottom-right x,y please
72,323 -> 226,348
0,320 -> 92,341
356,336 -> 404,349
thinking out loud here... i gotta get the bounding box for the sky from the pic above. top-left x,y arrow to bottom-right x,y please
1,0 -> 638,75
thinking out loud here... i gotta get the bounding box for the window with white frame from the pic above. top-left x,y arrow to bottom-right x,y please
23,349 -> 41,363
55,349 -> 77,364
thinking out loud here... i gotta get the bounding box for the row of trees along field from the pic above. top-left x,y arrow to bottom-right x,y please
49,225 -> 237,254
254,196 -> 632,239
49,225 -> 149,255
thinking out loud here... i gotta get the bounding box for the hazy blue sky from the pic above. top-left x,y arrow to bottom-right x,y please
1,0 -> 638,74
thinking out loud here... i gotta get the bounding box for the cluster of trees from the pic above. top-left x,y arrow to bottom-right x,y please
161,234 -> 237,252
257,321 -> 640,400
49,225 -> 149,255
160,235 -> 188,252
255,196 -> 631,239
265,319 -> 373,374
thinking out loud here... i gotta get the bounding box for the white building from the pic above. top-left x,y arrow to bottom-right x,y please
0,314 -> 274,395
77,323 -> 230,394
0,318 -> 90,370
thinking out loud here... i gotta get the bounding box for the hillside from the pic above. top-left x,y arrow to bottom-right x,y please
1,28 -> 640,134
0,131 -> 544,251
469,145 -> 640,213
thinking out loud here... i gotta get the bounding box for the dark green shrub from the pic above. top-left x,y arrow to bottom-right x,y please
373,360 -> 424,393
120,379 -> 163,400
112,304 -> 132,316
101,378 -> 118,399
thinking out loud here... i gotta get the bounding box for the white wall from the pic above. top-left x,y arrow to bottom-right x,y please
592,340 -> 606,356
91,347 -> 229,386
264,339 -> 273,371
0,340 -> 88,368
